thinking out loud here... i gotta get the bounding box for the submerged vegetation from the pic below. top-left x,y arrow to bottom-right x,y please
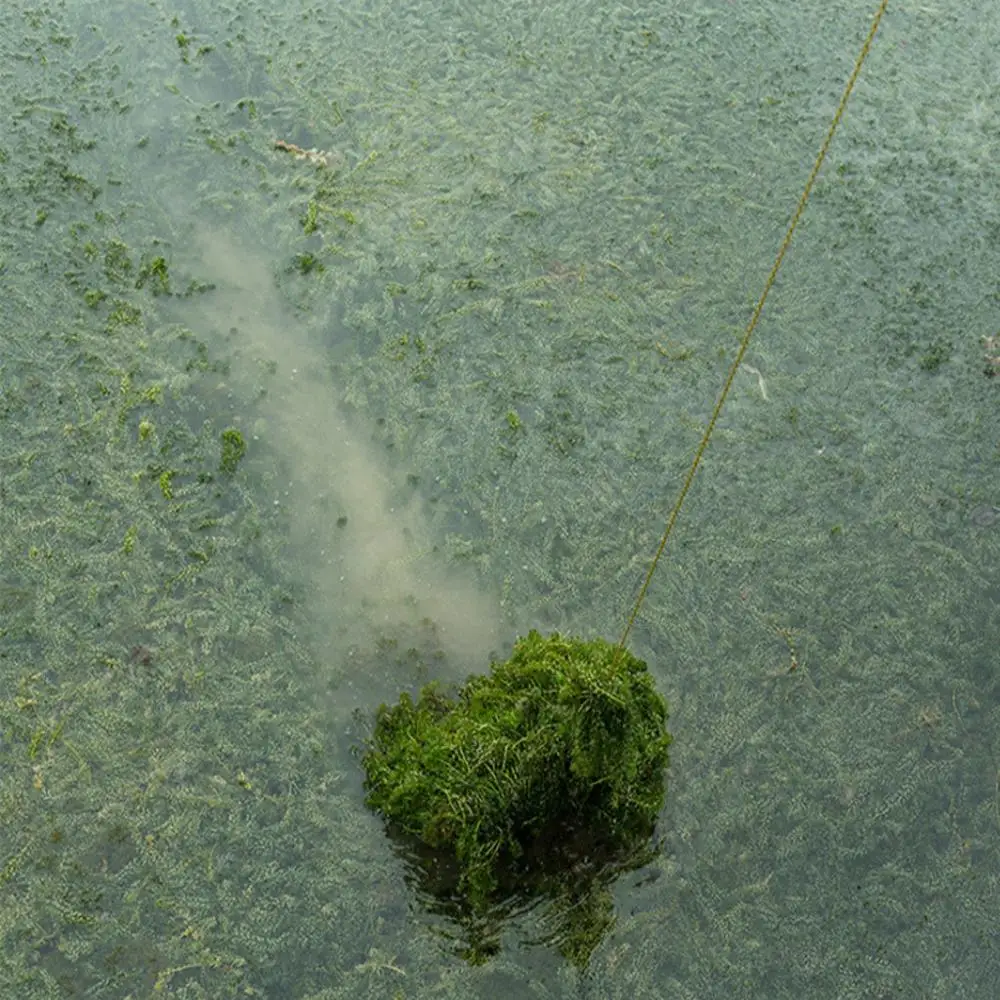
219,427 -> 247,474
361,630 -> 671,962
3,0 -> 997,992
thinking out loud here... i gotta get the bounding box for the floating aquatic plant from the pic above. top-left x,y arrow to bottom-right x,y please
361,630 -> 671,908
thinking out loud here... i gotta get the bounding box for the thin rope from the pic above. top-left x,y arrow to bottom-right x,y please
618,0 -> 890,653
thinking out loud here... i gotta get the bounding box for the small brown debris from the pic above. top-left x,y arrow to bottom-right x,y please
273,138 -> 338,168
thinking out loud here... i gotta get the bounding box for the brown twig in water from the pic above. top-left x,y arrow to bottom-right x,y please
273,138 -> 337,168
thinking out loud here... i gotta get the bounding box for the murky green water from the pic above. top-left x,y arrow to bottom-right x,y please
2,1 -> 998,997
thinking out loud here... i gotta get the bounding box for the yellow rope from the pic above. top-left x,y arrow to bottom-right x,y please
618,0 -> 890,653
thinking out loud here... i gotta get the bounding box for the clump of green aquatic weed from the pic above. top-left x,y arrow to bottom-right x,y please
219,428 -> 246,474
361,630 -> 671,906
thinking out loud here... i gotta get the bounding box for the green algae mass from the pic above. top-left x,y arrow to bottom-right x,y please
362,630 -> 671,904
219,428 -> 246,474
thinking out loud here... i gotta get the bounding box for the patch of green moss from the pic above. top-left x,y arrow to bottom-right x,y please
106,300 -> 141,331
103,239 -> 133,282
362,630 -> 671,911
136,255 -> 170,295
219,428 -> 246,474
293,251 -> 323,275
301,200 -> 319,234
919,339 -> 951,371
158,469 -> 175,499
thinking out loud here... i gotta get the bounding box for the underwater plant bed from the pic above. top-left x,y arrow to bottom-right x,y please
362,630 -> 671,904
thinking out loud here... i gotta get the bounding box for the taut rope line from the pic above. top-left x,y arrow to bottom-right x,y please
618,0 -> 891,653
